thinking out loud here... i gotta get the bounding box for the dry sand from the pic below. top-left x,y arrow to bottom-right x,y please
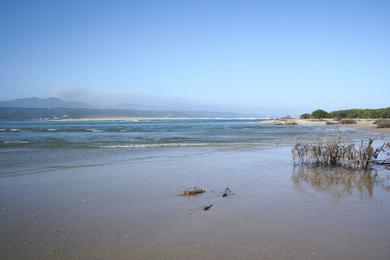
294,119 -> 390,134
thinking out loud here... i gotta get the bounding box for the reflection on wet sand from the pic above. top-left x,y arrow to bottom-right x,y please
292,166 -> 390,200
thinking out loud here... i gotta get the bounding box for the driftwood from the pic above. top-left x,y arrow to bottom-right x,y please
292,138 -> 390,170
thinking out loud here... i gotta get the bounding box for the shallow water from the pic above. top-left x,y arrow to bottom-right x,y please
0,119 -> 385,175
1,146 -> 390,260
0,119 -> 376,150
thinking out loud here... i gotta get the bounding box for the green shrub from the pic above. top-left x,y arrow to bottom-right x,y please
300,113 -> 311,119
302,107 -> 390,119
329,107 -> 390,119
311,109 -> 329,119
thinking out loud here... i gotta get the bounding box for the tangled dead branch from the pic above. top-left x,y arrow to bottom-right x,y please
292,138 -> 390,170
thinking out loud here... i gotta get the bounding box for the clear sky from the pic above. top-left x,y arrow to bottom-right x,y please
0,0 -> 389,115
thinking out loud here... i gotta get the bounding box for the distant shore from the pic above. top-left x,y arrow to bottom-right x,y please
296,118 -> 390,134
56,117 -> 390,134
55,117 -> 266,121
262,118 -> 390,134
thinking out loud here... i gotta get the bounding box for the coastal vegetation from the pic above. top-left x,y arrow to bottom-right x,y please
310,109 -> 330,119
299,113 -> 311,119
300,107 -> 390,119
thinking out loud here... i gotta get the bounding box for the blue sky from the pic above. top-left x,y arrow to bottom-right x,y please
0,0 -> 389,115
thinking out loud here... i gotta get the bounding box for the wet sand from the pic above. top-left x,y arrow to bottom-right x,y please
1,147 -> 390,259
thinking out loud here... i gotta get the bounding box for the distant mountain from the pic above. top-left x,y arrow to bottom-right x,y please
0,97 -> 262,120
0,97 -> 90,109
0,107 -> 260,120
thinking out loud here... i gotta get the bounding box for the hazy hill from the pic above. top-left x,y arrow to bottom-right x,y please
0,97 -> 90,109
0,97 -> 261,120
0,107 -> 259,120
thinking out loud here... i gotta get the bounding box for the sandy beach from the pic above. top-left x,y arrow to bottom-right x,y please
56,117 -> 262,122
287,119 -> 390,134
1,146 -> 390,260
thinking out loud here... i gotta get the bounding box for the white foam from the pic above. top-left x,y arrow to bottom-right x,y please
86,129 -> 103,132
4,140 -> 29,144
100,143 -> 212,148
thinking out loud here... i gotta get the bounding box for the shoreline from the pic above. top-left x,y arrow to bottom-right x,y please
264,118 -> 390,134
54,117 -> 267,122
296,118 -> 390,134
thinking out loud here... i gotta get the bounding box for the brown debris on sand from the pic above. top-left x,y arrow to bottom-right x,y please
181,187 -> 205,196
339,119 -> 357,124
376,119 -> 390,128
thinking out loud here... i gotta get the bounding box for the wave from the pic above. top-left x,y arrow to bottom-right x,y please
0,119 -> 375,151
3,140 -> 29,144
85,128 -> 103,132
98,142 -> 286,149
99,143 -> 214,148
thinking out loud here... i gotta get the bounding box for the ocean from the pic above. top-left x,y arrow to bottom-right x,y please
0,118 -> 383,176
0,118 -> 373,149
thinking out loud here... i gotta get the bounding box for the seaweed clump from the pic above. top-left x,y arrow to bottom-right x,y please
181,187 -> 205,196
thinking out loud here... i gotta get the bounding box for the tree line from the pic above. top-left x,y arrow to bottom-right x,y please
300,107 -> 390,119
